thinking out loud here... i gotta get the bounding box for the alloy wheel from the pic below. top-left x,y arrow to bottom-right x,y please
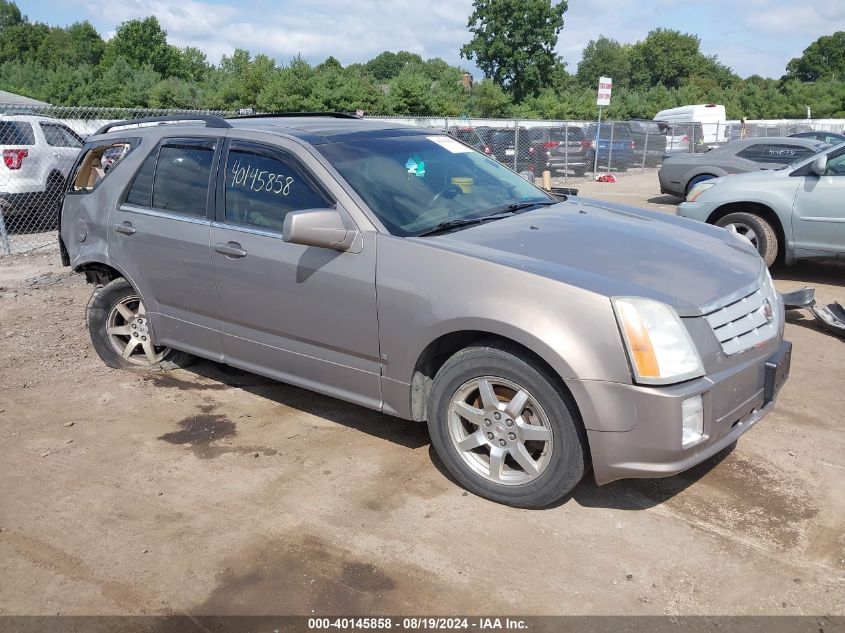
106,295 -> 171,365
447,376 -> 554,486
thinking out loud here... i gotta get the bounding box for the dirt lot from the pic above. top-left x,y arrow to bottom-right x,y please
0,170 -> 843,616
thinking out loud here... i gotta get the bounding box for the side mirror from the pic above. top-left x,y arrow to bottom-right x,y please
809,155 -> 828,176
282,208 -> 358,251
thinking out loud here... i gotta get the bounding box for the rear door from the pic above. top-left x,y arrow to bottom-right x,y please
109,135 -> 224,360
208,138 -> 381,409
792,146 -> 845,255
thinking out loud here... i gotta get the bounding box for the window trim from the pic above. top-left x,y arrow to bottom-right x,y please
121,136 -> 222,220
215,138 -> 335,232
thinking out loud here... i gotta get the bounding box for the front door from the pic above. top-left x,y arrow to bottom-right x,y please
109,136 -> 224,360
209,139 -> 381,409
792,146 -> 845,256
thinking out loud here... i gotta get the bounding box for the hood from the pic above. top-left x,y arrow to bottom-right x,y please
417,198 -> 763,316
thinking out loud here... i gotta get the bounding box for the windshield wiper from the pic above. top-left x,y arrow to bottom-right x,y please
416,200 -> 557,237
416,217 -> 491,236
488,199 -> 557,216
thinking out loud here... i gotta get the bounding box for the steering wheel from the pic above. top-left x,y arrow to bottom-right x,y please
430,183 -> 464,206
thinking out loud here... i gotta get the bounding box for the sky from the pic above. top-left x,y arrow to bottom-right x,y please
17,0 -> 845,80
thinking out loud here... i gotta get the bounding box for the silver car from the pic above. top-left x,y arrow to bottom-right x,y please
658,137 -> 828,199
678,141 -> 845,266
59,114 -> 791,508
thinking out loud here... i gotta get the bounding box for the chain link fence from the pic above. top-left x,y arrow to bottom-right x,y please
1,104 -> 843,256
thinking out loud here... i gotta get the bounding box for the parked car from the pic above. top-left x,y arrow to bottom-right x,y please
789,131 -> 845,145
449,126 -> 492,156
582,123 -> 637,171
678,142 -> 845,266
658,121 -> 705,155
658,137 -> 828,199
0,114 -> 85,227
60,113 -> 791,508
488,127 -> 532,172
527,126 -> 591,176
621,120 -> 665,167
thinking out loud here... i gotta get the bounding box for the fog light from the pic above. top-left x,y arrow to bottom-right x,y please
681,395 -> 704,446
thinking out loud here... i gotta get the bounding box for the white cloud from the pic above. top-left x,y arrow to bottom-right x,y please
85,0 -> 475,68
65,0 -> 843,79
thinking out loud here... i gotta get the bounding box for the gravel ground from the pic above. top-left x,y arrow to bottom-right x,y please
0,171 -> 843,616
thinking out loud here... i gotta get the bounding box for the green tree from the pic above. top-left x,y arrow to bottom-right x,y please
468,78 -> 512,117
388,68 -> 432,114
628,28 -> 735,90
784,32 -> 845,82
102,17 -> 181,78
461,0 -> 567,101
576,37 -> 630,88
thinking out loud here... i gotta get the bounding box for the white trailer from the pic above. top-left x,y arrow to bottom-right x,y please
654,104 -> 727,149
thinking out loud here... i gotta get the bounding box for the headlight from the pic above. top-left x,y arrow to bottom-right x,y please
612,297 -> 705,385
686,181 -> 716,202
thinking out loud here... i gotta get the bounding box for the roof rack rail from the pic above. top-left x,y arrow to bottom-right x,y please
94,114 -> 231,136
229,112 -> 361,120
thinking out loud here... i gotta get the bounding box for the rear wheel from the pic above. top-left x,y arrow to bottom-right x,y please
715,212 -> 779,266
427,342 -> 587,508
87,278 -> 192,370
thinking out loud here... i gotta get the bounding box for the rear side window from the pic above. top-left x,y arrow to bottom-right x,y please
224,144 -> 331,231
0,121 -> 34,145
41,123 -> 83,148
736,145 -> 763,161
750,144 -> 814,164
152,141 -> 215,216
71,141 -> 134,192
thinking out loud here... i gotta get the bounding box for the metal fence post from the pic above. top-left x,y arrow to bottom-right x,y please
0,201 -> 10,255
564,123 -> 569,184
607,121 -> 615,172
513,121 -> 519,172
641,127 -> 648,170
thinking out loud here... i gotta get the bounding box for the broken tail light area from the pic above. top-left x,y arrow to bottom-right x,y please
3,148 -> 28,170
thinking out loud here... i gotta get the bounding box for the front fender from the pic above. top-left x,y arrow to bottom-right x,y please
376,235 -> 631,418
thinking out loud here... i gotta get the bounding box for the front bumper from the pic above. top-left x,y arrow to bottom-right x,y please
570,339 -> 791,485
677,199 -> 720,223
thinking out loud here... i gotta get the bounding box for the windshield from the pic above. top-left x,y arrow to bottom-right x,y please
317,134 -> 552,237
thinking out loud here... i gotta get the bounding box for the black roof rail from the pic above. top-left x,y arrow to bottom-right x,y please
93,114 -> 232,136
228,112 -> 361,120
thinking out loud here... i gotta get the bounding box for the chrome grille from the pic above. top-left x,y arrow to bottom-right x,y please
704,278 -> 779,356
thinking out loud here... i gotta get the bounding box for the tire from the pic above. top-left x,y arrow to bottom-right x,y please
684,174 -> 716,199
87,278 -> 192,371
426,341 -> 588,508
715,212 -> 779,267
572,167 -> 587,177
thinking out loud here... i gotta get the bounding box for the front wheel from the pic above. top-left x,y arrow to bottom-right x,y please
715,212 -> 779,266
87,278 -> 192,370
427,342 -> 587,508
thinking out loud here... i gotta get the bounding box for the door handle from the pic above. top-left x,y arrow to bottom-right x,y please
213,242 -> 247,258
113,222 -> 136,235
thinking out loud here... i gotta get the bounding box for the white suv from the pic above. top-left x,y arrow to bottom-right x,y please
0,114 -> 85,228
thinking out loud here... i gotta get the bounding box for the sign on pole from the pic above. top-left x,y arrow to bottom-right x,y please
597,76 -> 612,106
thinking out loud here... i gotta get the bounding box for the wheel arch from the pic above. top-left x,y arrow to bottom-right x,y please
409,329 -> 582,428
74,258 -> 130,286
706,201 -> 786,261
683,171 -> 720,195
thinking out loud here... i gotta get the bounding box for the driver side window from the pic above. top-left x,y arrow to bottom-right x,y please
224,144 -> 332,232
